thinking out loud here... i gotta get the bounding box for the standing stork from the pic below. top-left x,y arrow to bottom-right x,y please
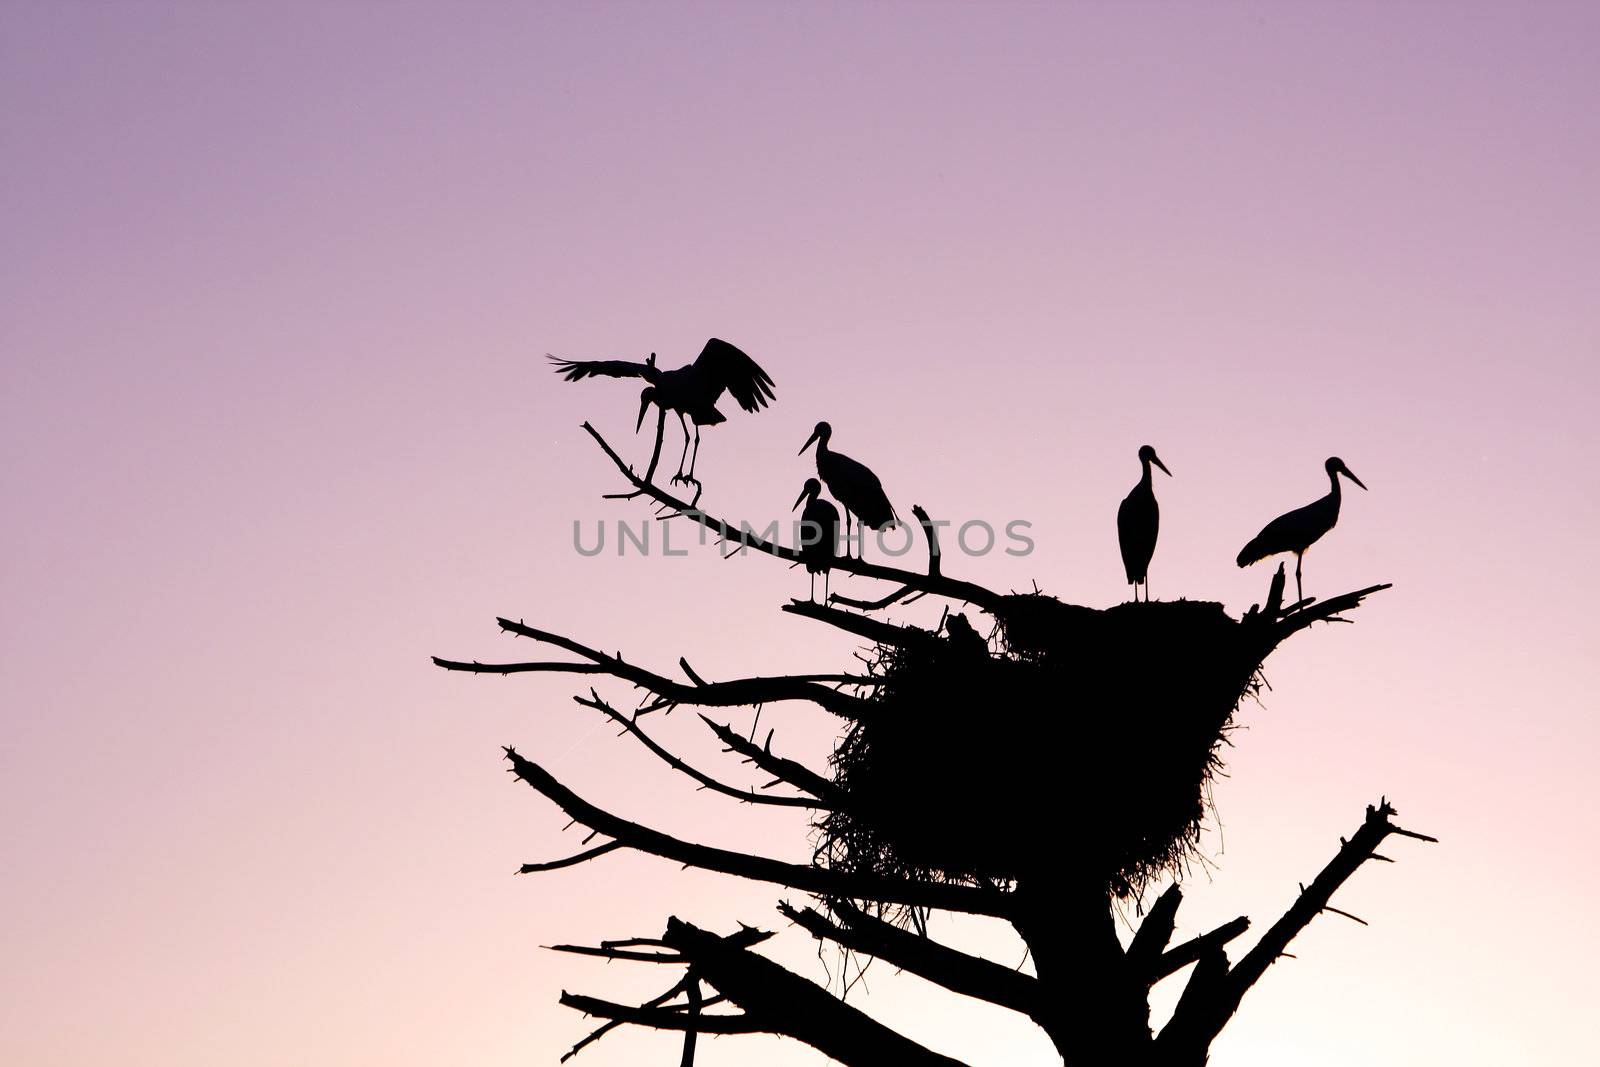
549,338 -> 775,487
792,478 -> 840,602
798,422 -> 896,559
1236,456 -> 1368,603
1117,444 -> 1172,602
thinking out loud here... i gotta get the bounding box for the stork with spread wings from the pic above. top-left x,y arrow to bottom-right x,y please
551,337 -> 775,489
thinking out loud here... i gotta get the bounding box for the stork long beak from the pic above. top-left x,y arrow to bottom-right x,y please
635,395 -> 652,433
798,429 -> 820,455
1343,467 -> 1368,490
792,487 -> 808,511
1152,454 -> 1172,477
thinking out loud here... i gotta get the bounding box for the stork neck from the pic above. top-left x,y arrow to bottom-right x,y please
1325,469 -> 1344,513
1139,458 -> 1154,489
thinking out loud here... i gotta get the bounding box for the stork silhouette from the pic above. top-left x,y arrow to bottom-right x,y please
1117,445 -> 1171,602
799,422 -> 896,560
550,338 -> 774,488
1237,456 -> 1367,603
792,478 -> 840,602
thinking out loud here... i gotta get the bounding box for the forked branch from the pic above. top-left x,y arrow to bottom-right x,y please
434,617 -> 871,719
1124,885 -> 1252,985
576,690 -> 824,808
504,747 -> 1011,916
780,900 -> 1040,1018
699,715 -> 845,805
633,918 -> 968,1067
555,919 -> 967,1066
1157,799 -> 1436,1057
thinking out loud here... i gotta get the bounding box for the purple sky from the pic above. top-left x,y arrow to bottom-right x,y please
3,3 -> 1597,1064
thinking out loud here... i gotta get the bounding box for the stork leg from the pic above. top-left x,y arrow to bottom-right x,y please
685,424 -> 702,482
642,406 -> 668,485
1294,553 -> 1304,604
671,412 -> 691,483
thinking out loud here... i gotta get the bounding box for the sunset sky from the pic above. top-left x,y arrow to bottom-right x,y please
4,3 -> 1597,1064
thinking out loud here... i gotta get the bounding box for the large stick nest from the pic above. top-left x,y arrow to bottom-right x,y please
815,594 -> 1272,899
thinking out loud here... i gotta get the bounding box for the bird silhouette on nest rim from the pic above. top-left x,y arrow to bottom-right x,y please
1117,444 -> 1171,603
1236,456 -> 1367,605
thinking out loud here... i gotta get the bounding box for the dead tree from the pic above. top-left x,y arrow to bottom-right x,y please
435,422 -> 1434,1065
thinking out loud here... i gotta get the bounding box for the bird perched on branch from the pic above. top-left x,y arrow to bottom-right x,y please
799,422 -> 896,559
1237,456 -> 1368,603
1117,445 -> 1172,602
792,478 -> 840,602
550,338 -> 775,487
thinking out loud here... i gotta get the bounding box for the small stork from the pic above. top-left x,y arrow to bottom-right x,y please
1117,445 -> 1172,602
799,421 -> 897,559
1236,456 -> 1368,603
550,338 -> 775,487
942,612 -> 989,660
792,478 -> 840,602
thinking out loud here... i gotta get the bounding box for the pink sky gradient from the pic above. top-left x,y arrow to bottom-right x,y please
3,3 -> 1597,1063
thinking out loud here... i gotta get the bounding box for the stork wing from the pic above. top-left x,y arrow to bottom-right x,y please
1236,499 -> 1323,566
548,356 -> 657,383
692,338 -> 776,412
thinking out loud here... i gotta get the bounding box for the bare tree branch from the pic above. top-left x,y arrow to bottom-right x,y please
1268,583 -> 1393,642
678,658 -> 880,689
780,900 -> 1040,1017
826,585 -> 918,612
660,917 -> 968,1067
1227,799 -> 1433,993
698,715 -> 845,806
575,691 -> 824,808
518,840 -> 625,874
429,658 -> 610,676
1159,942 -> 1230,1062
679,977 -> 702,1067
504,747 -> 1012,916
913,505 -> 943,578
498,617 -> 870,717
1157,799 -> 1436,1057
556,918 -> 968,1065
1123,886 -> 1253,988
1147,916 -> 1251,984
558,970 -> 698,1063
828,505 -> 945,609
560,992 -> 760,1035
1125,884 -> 1183,976
433,618 -> 871,719
779,600 -> 935,648
546,942 -> 683,964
